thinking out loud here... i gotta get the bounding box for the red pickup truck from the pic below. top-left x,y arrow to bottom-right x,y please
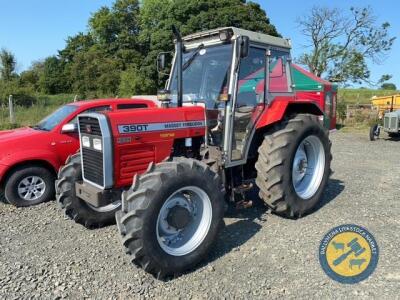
0,98 -> 156,207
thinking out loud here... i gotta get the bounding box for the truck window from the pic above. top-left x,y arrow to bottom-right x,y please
117,103 -> 148,109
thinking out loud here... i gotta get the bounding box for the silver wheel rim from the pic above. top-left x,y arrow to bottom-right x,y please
156,186 -> 212,256
17,176 -> 46,201
292,135 -> 325,200
87,201 -> 121,212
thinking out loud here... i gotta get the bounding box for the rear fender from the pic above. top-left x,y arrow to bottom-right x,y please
256,99 -> 323,129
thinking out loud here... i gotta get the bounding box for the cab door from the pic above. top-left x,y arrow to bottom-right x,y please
229,46 -> 267,162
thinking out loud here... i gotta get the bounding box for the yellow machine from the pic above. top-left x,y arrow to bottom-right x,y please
371,95 -> 400,119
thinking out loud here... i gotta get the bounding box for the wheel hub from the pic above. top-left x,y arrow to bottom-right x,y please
167,205 -> 192,229
292,136 -> 325,200
156,186 -> 212,256
17,176 -> 46,201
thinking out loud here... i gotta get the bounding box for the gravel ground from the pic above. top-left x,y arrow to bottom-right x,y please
1,131 -> 399,299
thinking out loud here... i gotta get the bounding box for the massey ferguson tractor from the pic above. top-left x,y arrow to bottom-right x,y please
56,27 -> 333,279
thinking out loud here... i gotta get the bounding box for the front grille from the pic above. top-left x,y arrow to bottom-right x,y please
384,116 -> 390,129
79,116 -> 104,187
82,147 -> 104,186
390,116 -> 397,130
79,116 -> 102,136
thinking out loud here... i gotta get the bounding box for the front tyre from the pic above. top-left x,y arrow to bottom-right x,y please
255,114 -> 332,218
56,153 -> 120,228
116,157 -> 224,279
4,166 -> 55,207
369,124 -> 380,141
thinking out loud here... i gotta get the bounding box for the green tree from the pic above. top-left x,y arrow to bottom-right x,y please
381,83 -> 397,90
0,48 -> 17,81
67,47 -> 121,97
18,0 -> 279,97
138,0 -> 280,94
39,56 -> 68,94
297,6 -> 395,84
119,66 -> 154,96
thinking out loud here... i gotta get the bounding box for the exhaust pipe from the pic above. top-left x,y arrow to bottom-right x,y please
172,25 -> 183,107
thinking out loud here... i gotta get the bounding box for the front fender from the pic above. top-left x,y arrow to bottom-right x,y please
0,149 -> 59,174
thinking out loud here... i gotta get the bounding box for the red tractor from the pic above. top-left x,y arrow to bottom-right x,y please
57,27 -> 333,279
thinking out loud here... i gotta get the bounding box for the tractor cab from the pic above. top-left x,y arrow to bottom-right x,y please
160,27 -> 293,165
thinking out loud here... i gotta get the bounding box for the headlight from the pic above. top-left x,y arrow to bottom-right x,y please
82,136 -> 90,148
93,138 -> 102,151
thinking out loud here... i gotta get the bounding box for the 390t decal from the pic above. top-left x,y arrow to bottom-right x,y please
118,121 -> 205,134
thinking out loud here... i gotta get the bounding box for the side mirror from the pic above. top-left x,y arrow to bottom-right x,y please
237,36 -> 250,58
157,53 -> 166,71
61,123 -> 77,133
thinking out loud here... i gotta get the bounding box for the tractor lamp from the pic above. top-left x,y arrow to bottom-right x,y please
157,89 -> 172,108
82,136 -> 90,148
93,138 -> 102,151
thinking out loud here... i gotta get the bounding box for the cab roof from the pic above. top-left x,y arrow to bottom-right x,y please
183,27 -> 291,50
69,97 -> 157,108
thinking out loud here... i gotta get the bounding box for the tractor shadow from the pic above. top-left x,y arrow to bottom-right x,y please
192,178 -> 345,273
386,136 -> 400,142
314,178 -> 345,212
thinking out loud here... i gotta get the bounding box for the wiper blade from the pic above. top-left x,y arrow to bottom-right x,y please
182,44 -> 204,71
31,125 -> 48,131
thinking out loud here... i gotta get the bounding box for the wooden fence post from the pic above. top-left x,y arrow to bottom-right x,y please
9,95 -> 15,124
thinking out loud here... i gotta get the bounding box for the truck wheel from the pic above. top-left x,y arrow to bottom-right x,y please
369,124 -> 380,141
116,157 -> 224,279
255,114 -> 332,218
0,189 -> 8,204
56,153 -> 120,228
4,165 -> 55,207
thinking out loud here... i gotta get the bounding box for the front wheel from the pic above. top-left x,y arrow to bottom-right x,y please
369,124 -> 380,141
116,157 -> 224,279
56,153 -> 120,228
255,114 -> 332,218
4,166 -> 55,207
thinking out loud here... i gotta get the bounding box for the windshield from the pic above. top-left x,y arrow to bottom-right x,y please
169,44 -> 233,109
35,105 -> 78,131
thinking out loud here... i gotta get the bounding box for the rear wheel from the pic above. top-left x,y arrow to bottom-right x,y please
56,153 -> 120,228
116,157 -> 224,279
4,166 -> 55,207
369,124 -> 380,141
255,114 -> 332,218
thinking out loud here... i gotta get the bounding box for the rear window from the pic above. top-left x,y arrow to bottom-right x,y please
117,103 -> 148,110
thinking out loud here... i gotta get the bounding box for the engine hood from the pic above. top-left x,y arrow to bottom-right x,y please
0,127 -> 48,159
104,106 -> 206,137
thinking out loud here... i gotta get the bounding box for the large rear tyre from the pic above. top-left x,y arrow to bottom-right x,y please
116,157 -> 224,279
56,153 -> 120,229
255,114 -> 332,218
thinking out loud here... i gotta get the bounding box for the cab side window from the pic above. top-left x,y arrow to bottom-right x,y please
269,50 -> 292,93
236,47 -> 266,108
